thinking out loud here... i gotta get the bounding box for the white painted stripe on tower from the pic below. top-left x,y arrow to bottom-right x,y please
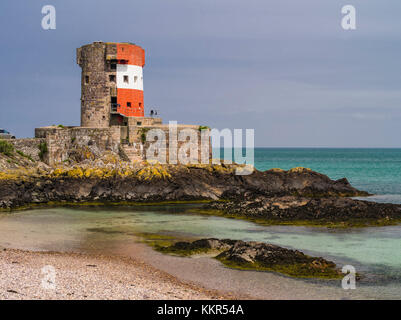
116,64 -> 144,91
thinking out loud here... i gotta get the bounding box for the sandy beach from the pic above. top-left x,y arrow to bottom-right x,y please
0,248 -> 237,300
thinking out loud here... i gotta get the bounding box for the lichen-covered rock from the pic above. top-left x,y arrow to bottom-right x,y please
0,162 -> 369,210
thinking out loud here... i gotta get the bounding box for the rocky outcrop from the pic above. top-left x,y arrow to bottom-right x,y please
158,238 -> 237,255
205,195 -> 401,224
1,162 -> 400,226
0,164 -> 366,210
158,238 -> 342,279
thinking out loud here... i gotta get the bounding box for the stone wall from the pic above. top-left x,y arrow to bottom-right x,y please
34,124 -> 211,165
127,116 -> 162,127
8,138 -> 46,161
128,124 -> 212,164
35,126 -> 121,165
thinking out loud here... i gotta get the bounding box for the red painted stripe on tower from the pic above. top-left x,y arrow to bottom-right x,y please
116,43 -> 145,67
117,89 -> 144,117
116,43 -> 145,117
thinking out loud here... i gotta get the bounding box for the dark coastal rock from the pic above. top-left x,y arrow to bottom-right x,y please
158,238 -> 236,255
159,238 -> 341,279
205,195 -> 401,223
0,165 -> 366,210
170,238 -> 235,251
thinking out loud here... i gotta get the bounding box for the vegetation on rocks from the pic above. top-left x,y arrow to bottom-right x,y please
0,141 -> 40,172
48,161 -> 172,181
145,237 -> 343,279
203,195 -> 401,228
38,142 -> 48,161
215,256 -> 342,279
16,150 -> 34,162
139,128 -> 151,144
189,207 -> 401,228
0,140 -> 14,157
198,126 -> 210,131
137,163 -> 171,180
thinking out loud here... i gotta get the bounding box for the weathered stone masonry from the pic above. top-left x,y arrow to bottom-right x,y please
24,41 -> 212,165
8,138 -> 46,162
77,42 -> 117,127
35,127 -> 120,165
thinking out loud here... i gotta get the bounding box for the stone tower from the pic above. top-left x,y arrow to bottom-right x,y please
77,41 -> 145,127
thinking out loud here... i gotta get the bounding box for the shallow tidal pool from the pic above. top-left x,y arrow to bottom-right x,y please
0,204 -> 400,299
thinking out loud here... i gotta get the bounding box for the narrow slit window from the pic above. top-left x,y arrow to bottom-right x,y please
124,75 -> 129,83
85,76 -> 89,84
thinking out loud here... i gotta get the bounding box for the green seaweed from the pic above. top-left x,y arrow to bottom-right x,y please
135,232 -> 178,249
215,256 -> 343,280
157,245 -> 218,257
137,232 -> 343,279
187,208 -> 401,229
1,199 -> 215,213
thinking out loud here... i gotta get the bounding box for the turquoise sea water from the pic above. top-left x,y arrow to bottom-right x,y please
253,148 -> 401,196
214,148 -> 401,201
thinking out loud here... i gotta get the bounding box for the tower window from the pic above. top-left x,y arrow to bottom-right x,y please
139,102 -> 142,107
109,75 -> 116,82
111,64 -> 116,70
127,102 -> 131,107
134,76 -> 138,83
124,75 -> 129,83
85,76 -> 89,84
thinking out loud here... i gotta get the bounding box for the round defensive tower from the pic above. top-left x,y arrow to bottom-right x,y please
77,41 -> 145,127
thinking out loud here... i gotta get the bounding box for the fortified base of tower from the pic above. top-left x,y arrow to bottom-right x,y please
34,41 -> 211,165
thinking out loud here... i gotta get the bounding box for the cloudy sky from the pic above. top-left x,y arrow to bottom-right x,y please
0,0 -> 400,147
